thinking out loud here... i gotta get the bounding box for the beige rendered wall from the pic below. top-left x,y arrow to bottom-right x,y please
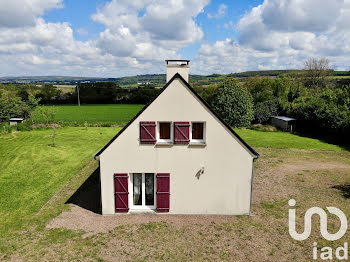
99,78 -> 255,215
166,65 -> 189,82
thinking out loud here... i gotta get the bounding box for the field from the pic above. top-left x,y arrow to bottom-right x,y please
1,126 -> 349,261
33,104 -> 144,125
0,127 -> 121,235
235,128 -> 345,151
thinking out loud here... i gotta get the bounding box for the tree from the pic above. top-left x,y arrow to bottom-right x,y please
254,100 -> 278,124
35,106 -> 57,124
211,79 -> 254,127
25,95 -> 41,119
35,86 -> 62,104
303,57 -> 332,88
244,77 -> 275,103
0,92 -> 39,120
17,89 -> 29,101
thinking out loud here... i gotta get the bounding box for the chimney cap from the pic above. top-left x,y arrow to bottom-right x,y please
165,59 -> 190,65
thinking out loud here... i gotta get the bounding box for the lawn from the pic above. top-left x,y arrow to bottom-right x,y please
32,104 -> 144,125
0,127 -> 349,261
235,128 -> 345,151
0,127 -> 121,236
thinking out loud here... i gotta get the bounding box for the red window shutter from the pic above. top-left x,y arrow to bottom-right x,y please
140,121 -> 156,144
114,173 -> 129,213
174,122 -> 190,144
156,173 -> 170,212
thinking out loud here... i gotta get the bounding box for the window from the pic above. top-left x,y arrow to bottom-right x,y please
130,173 -> 156,210
157,122 -> 173,143
191,122 -> 205,143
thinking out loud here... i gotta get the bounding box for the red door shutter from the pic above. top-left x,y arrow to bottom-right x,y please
140,121 -> 156,144
114,173 -> 129,213
174,122 -> 190,144
156,173 -> 170,212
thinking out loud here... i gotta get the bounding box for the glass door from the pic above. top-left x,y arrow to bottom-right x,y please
145,173 -> 154,206
133,173 -> 142,206
130,173 -> 156,210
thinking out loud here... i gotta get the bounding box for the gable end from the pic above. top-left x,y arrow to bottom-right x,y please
93,73 -> 259,159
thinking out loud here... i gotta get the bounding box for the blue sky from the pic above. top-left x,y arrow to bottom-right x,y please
0,0 -> 349,77
43,0 -> 262,48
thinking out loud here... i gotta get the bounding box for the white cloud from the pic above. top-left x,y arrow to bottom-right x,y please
0,0 -> 208,77
77,28 -> 88,36
0,0 -> 63,28
93,0 -> 208,63
260,0 -> 344,33
1,0 -> 350,77
207,4 -> 227,19
193,0 -> 350,74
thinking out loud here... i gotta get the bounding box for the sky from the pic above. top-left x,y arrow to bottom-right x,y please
0,0 -> 349,77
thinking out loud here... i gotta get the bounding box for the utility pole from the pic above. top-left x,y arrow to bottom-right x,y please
76,85 -> 80,106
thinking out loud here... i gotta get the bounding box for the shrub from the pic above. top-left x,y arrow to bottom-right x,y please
211,79 -> 254,127
254,100 -> 278,124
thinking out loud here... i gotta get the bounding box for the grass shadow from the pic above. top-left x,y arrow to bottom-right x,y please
292,129 -> 350,151
332,184 -> 350,199
66,166 -> 102,214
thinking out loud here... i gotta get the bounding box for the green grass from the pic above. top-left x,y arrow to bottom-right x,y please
0,127 -> 343,235
0,126 -> 349,260
234,128 -> 345,151
33,104 -> 144,125
0,127 -> 344,233
0,127 -> 121,235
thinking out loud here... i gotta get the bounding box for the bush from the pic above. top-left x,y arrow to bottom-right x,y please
16,121 -> 33,131
193,84 -> 218,104
254,100 -> 278,124
285,86 -> 350,131
211,79 -> 254,127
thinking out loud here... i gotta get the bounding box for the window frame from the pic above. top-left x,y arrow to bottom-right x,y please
129,173 -> 156,210
156,121 -> 173,144
190,121 -> 206,144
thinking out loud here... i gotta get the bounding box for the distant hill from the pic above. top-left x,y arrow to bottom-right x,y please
1,70 -> 349,86
0,76 -> 111,84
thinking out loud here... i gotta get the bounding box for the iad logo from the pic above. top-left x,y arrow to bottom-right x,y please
288,199 -> 348,241
288,199 -> 348,260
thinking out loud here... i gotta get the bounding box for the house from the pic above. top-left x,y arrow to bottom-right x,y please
9,118 -> 24,126
94,60 -> 259,215
270,116 -> 296,132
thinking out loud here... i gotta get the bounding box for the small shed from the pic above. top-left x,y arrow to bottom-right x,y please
270,116 -> 296,132
9,118 -> 24,126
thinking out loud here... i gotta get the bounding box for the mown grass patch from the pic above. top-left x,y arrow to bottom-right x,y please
1,126 -> 350,261
235,128 -> 345,151
0,127 -> 121,236
32,104 -> 144,125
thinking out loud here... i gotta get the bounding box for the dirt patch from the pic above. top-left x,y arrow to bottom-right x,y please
251,124 -> 277,131
41,150 -> 350,261
47,157 -> 350,235
32,123 -> 61,128
46,204 -> 238,234
253,157 -> 350,204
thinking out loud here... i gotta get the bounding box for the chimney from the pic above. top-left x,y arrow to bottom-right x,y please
166,59 -> 190,83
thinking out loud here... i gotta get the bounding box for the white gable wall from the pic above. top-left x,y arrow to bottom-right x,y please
99,78 -> 255,215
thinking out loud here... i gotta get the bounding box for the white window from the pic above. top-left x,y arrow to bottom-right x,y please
156,122 -> 173,144
190,122 -> 206,144
129,173 -> 156,210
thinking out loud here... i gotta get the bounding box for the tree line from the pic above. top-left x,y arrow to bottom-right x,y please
198,58 -> 350,145
0,57 -> 349,144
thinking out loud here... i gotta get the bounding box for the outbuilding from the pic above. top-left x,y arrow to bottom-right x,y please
270,116 -> 296,132
94,60 -> 259,215
9,118 -> 24,126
